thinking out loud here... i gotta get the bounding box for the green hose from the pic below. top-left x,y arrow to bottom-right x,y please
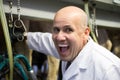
0,59 -> 8,70
0,0 -> 13,80
14,61 -> 28,80
14,54 -> 38,80
14,54 -> 32,71
0,1 -> 37,80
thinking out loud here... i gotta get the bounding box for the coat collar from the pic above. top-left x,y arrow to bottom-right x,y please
62,37 -> 94,80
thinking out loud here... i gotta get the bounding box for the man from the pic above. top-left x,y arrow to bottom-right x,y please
25,6 -> 120,80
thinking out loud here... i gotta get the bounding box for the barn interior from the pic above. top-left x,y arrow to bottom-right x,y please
0,0 -> 120,80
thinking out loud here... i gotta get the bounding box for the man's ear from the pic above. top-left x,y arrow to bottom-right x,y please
85,27 -> 90,36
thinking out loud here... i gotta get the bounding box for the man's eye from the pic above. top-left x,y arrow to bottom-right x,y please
65,28 -> 73,33
53,27 -> 60,33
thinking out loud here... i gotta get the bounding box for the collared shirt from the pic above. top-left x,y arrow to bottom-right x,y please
27,32 -> 120,80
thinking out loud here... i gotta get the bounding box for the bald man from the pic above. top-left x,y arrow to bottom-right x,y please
26,6 -> 120,80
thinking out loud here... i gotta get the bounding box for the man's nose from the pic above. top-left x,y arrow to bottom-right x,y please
56,31 -> 66,41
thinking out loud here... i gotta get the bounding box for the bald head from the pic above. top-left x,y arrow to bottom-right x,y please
54,6 -> 88,28
52,6 -> 90,61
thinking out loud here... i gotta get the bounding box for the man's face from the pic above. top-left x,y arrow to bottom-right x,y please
52,17 -> 89,61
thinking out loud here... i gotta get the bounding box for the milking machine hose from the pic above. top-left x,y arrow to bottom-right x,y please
0,56 -> 8,70
0,54 -> 38,80
0,0 -> 37,79
0,0 -> 13,80
14,61 -> 28,80
14,54 -> 38,80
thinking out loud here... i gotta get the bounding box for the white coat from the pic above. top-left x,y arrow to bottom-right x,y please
27,32 -> 120,80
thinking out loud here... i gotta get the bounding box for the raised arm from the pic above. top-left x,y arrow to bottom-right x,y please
26,32 -> 60,59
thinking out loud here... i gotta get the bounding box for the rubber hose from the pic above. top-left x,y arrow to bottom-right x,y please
0,0 -> 13,80
14,54 -> 32,71
14,61 -> 28,80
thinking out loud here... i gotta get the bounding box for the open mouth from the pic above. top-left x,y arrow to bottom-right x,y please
58,44 -> 69,54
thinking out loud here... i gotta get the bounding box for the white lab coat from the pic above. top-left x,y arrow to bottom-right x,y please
27,32 -> 120,80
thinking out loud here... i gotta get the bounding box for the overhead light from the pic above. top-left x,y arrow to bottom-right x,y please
113,0 -> 120,5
